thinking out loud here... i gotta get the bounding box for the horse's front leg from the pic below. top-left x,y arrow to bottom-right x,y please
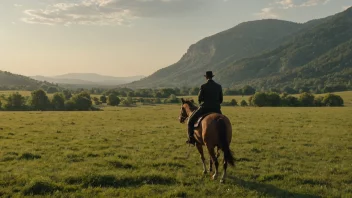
196,143 -> 207,174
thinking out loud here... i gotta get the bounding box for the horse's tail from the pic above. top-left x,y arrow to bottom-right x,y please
217,117 -> 235,166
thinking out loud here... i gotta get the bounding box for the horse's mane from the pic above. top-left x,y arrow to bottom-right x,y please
184,99 -> 198,111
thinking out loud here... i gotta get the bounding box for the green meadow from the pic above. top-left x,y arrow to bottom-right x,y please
1,104 -> 351,197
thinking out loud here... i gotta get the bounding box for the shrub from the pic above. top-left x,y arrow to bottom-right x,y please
18,153 -> 41,160
230,99 -> 238,106
240,100 -> 248,107
322,94 -> 344,107
299,92 -> 315,107
23,179 -> 61,195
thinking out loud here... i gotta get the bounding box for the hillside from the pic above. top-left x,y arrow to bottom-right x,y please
128,19 -> 304,88
217,7 -> 352,89
127,8 -> 352,89
0,71 -> 58,90
32,73 -> 145,86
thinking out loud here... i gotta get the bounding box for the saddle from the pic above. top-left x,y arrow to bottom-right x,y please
194,113 -> 212,128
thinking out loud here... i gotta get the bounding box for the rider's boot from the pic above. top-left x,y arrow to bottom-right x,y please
186,126 -> 196,146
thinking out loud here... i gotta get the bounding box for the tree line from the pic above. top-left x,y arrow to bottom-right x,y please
248,92 -> 344,107
0,89 -> 345,111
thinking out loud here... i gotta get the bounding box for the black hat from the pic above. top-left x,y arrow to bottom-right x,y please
204,71 -> 214,78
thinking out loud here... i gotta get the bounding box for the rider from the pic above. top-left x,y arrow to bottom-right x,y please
186,71 -> 223,145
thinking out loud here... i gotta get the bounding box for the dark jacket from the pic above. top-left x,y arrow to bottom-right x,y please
198,79 -> 223,109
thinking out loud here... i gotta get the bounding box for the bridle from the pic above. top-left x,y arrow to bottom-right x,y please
179,106 -> 188,123
179,101 -> 198,123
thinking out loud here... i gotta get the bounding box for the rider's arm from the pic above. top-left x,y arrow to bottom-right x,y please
219,86 -> 223,104
198,86 -> 204,104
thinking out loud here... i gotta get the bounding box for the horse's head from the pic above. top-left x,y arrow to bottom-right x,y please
179,98 -> 197,124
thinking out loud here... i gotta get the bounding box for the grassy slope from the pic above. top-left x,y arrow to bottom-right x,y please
0,106 -> 351,197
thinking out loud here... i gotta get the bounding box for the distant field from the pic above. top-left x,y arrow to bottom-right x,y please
0,106 -> 351,197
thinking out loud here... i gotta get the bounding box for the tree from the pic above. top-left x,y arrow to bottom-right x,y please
281,95 -> 300,107
251,92 -> 267,107
164,94 -> 179,103
299,92 -> 315,107
47,87 -> 59,94
322,94 -> 344,107
266,92 -> 281,106
120,97 -> 134,107
282,86 -> 297,94
241,85 -> 256,96
64,100 -> 75,111
100,95 -> 107,103
189,87 -> 200,96
314,96 -> 324,107
29,89 -> 50,111
107,94 -> 120,106
52,93 -> 65,110
93,97 -> 101,105
240,100 -> 248,107
71,92 -> 92,111
4,93 -> 26,110
62,90 -> 72,100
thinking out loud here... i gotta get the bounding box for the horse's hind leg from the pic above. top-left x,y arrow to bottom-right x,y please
207,146 -> 219,180
220,159 -> 228,183
196,143 -> 207,174
209,159 -> 213,172
210,147 -> 220,172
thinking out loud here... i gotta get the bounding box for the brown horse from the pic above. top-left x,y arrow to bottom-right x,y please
179,98 -> 235,183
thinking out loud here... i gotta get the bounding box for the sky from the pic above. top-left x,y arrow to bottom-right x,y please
0,0 -> 351,77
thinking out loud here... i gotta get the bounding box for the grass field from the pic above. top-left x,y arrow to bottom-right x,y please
1,105 -> 351,197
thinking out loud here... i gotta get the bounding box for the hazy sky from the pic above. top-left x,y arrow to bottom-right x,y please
0,0 -> 350,77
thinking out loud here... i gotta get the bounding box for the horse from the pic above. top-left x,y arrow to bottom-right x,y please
178,98 -> 235,183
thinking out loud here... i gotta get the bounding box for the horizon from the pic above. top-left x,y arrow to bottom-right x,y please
0,0 -> 351,77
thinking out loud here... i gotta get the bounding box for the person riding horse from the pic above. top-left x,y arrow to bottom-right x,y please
186,71 -> 223,145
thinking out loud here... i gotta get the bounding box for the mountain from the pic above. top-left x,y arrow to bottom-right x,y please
31,76 -> 95,85
127,8 -> 352,89
216,7 -> 352,88
128,19 -> 303,88
0,71 -> 58,90
31,73 -> 145,86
